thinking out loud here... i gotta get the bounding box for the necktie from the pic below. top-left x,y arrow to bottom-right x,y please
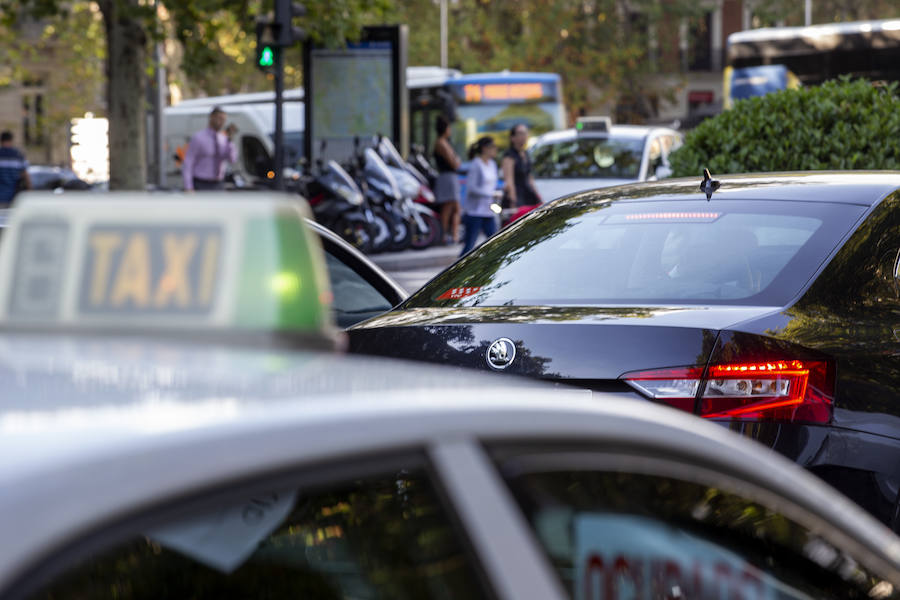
212,129 -> 222,180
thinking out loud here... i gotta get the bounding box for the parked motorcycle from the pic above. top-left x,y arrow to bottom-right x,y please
407,144 -> 439,189
375,136 -> 443,250
357,146 -> 410,253
301,157 -> 375,254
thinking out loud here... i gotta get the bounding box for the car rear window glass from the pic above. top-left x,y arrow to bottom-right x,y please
499,465 -> 899,599
531,137 -> 645,179
407,198 -> 866,307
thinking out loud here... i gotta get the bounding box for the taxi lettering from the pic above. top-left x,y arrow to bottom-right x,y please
582,552 -> 771,600
80,226 -> 222,314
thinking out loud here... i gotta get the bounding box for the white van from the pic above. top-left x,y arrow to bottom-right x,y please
163,91 -> 304,190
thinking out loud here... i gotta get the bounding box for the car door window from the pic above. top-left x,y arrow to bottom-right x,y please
323,251 -> 394,328
241,135 -> 271,178
27,457 -> 489,600
496,450 -> 898,599
531,139 -> 644,179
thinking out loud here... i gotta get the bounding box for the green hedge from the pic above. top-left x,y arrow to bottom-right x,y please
669,78 -> 900,178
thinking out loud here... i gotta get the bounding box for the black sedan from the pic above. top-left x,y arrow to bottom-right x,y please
349,172 -> 900,529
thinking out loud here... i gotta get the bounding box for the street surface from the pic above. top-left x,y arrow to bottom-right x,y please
373,241 -> 462,293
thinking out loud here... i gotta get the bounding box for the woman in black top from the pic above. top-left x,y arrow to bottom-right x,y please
501,123 -> 541,208
432,116 -> 462,244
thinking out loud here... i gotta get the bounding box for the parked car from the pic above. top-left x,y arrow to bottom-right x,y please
529,116 -> 682,200
26,165 -> 93,191
349,171 -> 900,529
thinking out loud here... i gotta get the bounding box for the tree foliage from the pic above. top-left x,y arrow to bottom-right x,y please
0,3 -> 105,151
377,0 -> 702,120
744,0 -> 897,27
0,0 -> 391,189
168,0 -> 391,95
669,78 -> 900,177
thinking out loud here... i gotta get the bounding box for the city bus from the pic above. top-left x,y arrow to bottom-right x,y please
408,68 -> 567,155
724,18 -> 900,107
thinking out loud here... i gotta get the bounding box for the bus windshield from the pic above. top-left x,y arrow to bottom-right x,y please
446,75 -> 565,154
408,72 -> 566,156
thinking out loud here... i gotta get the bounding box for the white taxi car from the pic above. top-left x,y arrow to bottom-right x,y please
530,117 -> 683,201
1,193 -> 899,600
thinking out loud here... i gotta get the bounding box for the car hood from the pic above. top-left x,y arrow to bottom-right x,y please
534,178 -> 636,201
349,305 -> 779,380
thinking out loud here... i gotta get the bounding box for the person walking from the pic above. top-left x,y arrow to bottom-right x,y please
460,136 -> 499,256
0,131 -> 30,205
501,123 -> 541,209
182,106 -> 237,191
432,116 -> 461,244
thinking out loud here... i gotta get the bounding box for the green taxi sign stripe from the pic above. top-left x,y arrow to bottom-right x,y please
235,215 -> 330,332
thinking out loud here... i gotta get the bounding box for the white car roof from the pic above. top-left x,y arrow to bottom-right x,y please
3,333 -> 900,592
533,125 -> 679,146
728,18 -> 900,45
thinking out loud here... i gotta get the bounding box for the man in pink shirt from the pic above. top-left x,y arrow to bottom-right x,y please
182,106 -> 238,191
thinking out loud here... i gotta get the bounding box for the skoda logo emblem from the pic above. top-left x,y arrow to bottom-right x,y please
486,338 -> 516,370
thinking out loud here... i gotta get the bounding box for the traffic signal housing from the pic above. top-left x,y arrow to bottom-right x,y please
255,21 -> 280,72
274,0 -> 306,46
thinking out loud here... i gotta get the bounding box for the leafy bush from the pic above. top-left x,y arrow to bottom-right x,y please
669,78 -> 900,177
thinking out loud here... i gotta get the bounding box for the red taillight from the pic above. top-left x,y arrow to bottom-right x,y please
621,359 -> 833,424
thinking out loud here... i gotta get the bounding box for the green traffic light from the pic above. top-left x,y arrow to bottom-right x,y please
259,46 -> 275,67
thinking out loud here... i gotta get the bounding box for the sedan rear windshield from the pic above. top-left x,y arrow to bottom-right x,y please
407,198 -> 866,307
531,137 -> 645,179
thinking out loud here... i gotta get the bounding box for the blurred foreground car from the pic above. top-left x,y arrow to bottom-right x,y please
530,117 -> 682,201
2,192 -> 900,600
349,172 -> 900,528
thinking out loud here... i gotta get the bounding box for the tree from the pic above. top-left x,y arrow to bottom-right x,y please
0,3 -> 106,164
1,0 -> 389,190
167,0 -> 385,96
744,0 -> 898,27
376,0 -> 702,122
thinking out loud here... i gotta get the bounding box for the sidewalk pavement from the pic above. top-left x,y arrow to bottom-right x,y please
370,241 -> 463,272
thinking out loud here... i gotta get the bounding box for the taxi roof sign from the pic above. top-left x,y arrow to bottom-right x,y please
0,192 -> 338,347
576,116 -> 612,134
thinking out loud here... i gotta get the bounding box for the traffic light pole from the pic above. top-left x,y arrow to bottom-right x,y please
273,45 -> 285,191
260,0 -> 305,191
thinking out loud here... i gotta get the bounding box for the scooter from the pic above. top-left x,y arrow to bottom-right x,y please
375,136 -> 443,250
301,156 -> 375,254
407,144 -> 439,189
357,146 -> 411,253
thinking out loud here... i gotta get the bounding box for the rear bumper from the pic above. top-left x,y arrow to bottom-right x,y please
716,421 -> 900,529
